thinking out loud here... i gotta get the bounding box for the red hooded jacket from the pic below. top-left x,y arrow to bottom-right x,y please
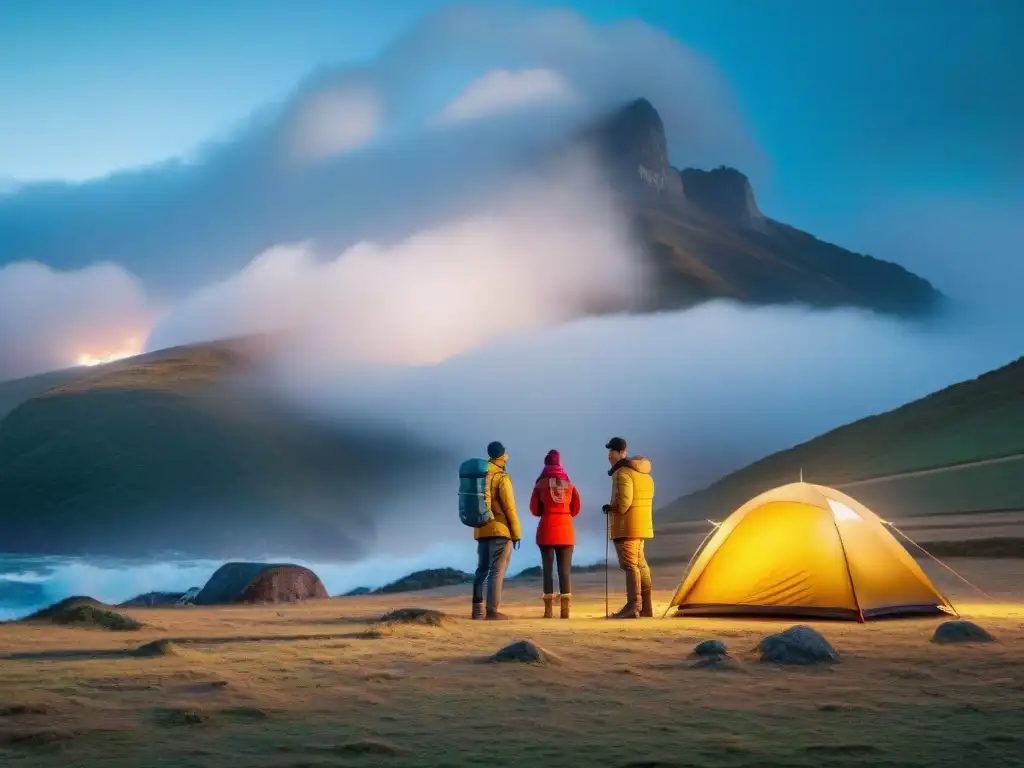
529,451 -> 582,547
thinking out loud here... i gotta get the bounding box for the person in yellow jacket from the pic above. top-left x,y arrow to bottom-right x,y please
602,436 -> 655,619
471,441 -> 521,620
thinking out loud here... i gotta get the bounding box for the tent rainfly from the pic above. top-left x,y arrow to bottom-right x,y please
667,482 -> 956,622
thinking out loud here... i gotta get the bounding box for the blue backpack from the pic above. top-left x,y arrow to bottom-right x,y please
459,458 -> 495,528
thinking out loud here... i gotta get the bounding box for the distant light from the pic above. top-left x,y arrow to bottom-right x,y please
75,339 -> 140,367
827,498 -> 862,522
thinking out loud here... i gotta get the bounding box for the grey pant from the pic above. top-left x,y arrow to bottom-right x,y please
472,537 -> 512,610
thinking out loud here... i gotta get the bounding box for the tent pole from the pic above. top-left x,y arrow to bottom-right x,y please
830,514 -> 865,622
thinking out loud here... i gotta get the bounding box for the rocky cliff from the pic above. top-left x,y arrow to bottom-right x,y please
584,98 -> 942,317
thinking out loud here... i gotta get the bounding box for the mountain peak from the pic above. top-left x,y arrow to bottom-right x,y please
680,166 -> 765,229
588,98 -> 682,196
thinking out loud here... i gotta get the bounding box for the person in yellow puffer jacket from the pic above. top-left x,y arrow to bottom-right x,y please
470,441 -> 521,620
602,436 -> 655,619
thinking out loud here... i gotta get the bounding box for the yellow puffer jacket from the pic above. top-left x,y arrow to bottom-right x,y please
474,455 -> 522,541
608,457 -> 655,540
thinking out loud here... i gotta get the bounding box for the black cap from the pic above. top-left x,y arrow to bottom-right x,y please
605,437 -> 627,452
486,441 -> 506,459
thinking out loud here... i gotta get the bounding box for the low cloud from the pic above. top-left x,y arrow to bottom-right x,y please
287,80 -> 382,163
147,149 -> 647,362
265,300 -> 1018,551
0,261 -> 153,380
434,68 -> 576,124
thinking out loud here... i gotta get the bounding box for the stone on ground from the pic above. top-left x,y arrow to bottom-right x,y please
931,620 -> 996,644
757,625 -> 839,665
489,640 -> 558,664
691,639 -> 728,657
379,608 -> 448,627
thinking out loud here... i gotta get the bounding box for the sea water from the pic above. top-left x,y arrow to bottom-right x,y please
0,537 -> 607,620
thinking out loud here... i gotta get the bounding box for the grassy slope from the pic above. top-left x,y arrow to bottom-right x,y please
660,356 -> 1024,522
640,201 -> 941,317
0,340 -> 449,559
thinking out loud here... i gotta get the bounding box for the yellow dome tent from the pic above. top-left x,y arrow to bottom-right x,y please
666,482 -> 956,622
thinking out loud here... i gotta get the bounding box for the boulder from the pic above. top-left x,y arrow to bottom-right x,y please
691,639 -> 728,657
119,591 -> 185,607
489,640 -> 557,664
931,620 -> 996,644
375,568 -> 471,594
757,625 -> 839,665
193,563 -> 328,606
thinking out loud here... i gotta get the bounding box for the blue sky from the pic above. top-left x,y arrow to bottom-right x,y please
0,0 -> 1020,250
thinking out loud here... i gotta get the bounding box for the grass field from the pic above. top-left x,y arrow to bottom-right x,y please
1,526 -> 1022,768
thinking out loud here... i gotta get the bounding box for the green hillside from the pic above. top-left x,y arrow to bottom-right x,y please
659,355 -> 1024,522
0,340 -> 450,558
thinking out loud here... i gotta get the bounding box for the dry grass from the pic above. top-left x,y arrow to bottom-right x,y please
0,546 -> 1022,768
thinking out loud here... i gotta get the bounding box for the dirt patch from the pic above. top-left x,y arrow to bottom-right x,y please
152,707 -> 209,726
0,703 -> 51,716
220,706 -> 268,720
803,743 -> 884,756
133,639 -> 182,657
1,728 -> 78,747
328,739 -> 406,757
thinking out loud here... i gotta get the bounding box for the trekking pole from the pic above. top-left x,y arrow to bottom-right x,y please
604,511 -> 610,618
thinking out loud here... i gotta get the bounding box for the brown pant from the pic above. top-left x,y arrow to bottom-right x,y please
614,538 -> 652,593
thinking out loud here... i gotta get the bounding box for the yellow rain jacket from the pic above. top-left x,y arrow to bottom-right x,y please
474,455 -> 522,541
608,456 -> 655,540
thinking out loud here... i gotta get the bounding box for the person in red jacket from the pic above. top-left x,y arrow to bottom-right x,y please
529,450 -> 582,619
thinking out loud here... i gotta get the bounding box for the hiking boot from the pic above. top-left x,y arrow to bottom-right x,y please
471,601 -> 484,620
609,570 -> 640,619
640,589 -> 654,618
609,603 -> 639,619
485,609 -> 510,621
559,594 -> 571,619
542,594 -> 554,619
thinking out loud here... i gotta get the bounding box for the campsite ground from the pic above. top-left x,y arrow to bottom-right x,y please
2,518 -> 1024,768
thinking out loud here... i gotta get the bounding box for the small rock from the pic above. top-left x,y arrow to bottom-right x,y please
757,625 -> 839,665
931,620 -> 996,644
691,639 -> 728,657
379,608 -> 447,627
489,640 -> 556,664
181,710 -> 206,725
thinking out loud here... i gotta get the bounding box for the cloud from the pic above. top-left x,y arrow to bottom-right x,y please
0,261 -> 153,381
287,80 -> 382,163
0,5 -> 757,296
434,68 -> 576,124
147,148 -> 647,362
264,300 -> 1018,553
